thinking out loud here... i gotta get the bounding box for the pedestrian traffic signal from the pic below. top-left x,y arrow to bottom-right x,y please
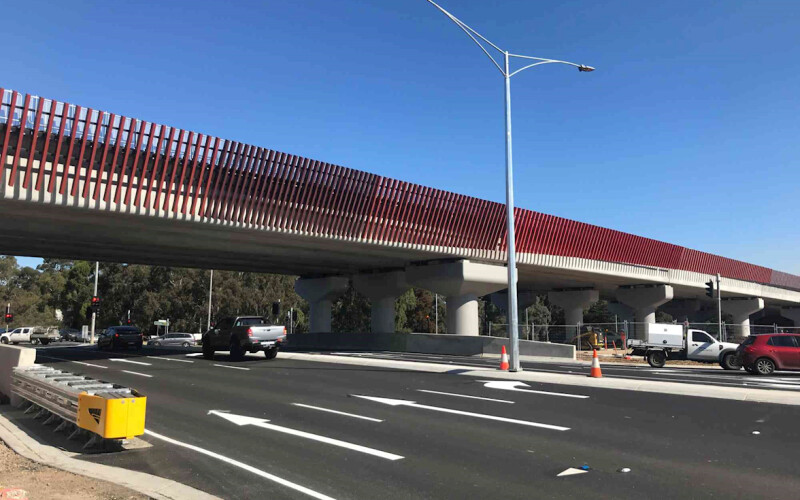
705,280 -> 714,298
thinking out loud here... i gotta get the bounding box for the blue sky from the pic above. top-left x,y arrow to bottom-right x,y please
4,0 -> 799,273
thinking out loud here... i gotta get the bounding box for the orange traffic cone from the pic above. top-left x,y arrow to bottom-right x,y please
589,349 -> 603,378
499,345 -> 510,371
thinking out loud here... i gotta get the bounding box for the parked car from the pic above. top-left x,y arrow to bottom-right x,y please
202,316 -> 286,360
97,326 -> 143,350
149,333 -> 197,348
739,333 -> 800,375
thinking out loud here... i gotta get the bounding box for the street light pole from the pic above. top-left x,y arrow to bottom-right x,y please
425,0 -> 594,372
207,269 -> 214,331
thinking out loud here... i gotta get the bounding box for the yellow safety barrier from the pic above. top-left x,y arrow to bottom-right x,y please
77,392 -> 147,439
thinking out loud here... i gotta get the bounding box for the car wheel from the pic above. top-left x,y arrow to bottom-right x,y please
0,337 -> 7,344
755,357 -> 776,376
647,350 -> 667,368
264,348 -> 278,360
720,352 -> 741,370
229,339 -> 243,361
202,340 -> 214,360
181,341 -> 190,348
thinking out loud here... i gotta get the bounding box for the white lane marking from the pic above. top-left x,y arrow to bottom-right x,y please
185,353 -> 204,358
109,358 -> 152,366
36,355 -> 108,369
147,356 -> 194,363
213,364 -> 250,371
417,389 -> 514,404
73,361 -> 109,369
144,429 -> 336,500
121,370 -> 153,378
209,410 -> 402,460
352,395 -> 569,431
557,467 -> 589,477
479,381 -> 589,399
292,403 -> 383,422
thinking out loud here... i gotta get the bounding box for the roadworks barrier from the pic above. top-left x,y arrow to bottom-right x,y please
11,365 -> 146,450
590,349 -> 603,378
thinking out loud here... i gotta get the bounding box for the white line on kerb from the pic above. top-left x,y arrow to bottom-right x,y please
292,403 -> 383,422
213,364 -> 250,371
417,389 -> 515,404
121,370 -> 153,378
143,429 -> 336,500
109,358 -> 152,366
147,356 -> 194,363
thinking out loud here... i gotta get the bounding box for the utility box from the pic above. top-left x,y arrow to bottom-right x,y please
78,392 -> 147,439
644,323 -> 683,348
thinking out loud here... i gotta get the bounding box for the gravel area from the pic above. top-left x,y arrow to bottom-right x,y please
0,439 -> 148,500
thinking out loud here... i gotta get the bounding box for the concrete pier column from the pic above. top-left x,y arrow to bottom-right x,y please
407,260 -> 507,336
547,289 -> 599,326
616,285 -> 674,338
294,277 -> 349,333
352,271 -> 409,334
782,307 -> 800,327
722,298 -> 764,337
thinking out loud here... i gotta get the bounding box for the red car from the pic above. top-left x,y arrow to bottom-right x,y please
738,333 -> 800,375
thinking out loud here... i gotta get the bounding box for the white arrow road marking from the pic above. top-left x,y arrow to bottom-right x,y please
292,403 -> 383,422
147,356 -> 194,363
557,467 -> 589,477
109,358 -> 152,366
417,389 -> 514,404
144,429 -> 336,500
121,370 -> 153,378
352,396 -> 569,431
479,381 -> 589,399
208,410 -> 403,460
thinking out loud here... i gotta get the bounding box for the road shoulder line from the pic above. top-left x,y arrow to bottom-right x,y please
0,408 -> 219,500
279,352 -> 800,406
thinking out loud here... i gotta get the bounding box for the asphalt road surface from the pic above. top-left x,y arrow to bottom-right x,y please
25,344 -> 800,499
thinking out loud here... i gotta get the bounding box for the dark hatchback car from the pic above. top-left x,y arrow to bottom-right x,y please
738,333 -> 800,375
97,326 -> 143,350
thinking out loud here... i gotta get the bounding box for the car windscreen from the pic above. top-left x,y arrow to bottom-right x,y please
740,336 -> 757,346
115,327 -> 141,334
236,318 -> 268,326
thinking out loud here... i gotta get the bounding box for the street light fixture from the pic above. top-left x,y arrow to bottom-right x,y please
425,0 -> 594,371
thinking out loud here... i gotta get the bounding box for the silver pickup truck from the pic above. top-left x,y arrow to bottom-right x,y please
202,316 -> 286,360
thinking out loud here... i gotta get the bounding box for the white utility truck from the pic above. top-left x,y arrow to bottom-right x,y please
628,323 -> 741,369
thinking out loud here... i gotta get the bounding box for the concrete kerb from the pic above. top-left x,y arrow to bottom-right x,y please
0,409 -> 219,500
279,352 -> 800,406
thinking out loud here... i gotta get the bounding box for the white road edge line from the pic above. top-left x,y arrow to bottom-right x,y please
143,429 -> 336,500
147,356 -> 194,363
213,364 -> 250,371
109,358 -> 152,366
121,370 -> 153,378
292,403 -> 384,422
417,389 -> 514,404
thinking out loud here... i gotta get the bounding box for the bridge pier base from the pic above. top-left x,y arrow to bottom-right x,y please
408,260 -> 506,336
722,298 -> 764,337
352,271 -> 409,334
295,277 -> 349,333
616,285 -> 674,338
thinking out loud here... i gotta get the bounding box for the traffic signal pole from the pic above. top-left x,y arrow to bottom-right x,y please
90,261 -> 99,344
717,273 -> 723,341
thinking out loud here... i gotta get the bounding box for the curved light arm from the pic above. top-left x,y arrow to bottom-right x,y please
426,0 -> 506,76
508,54 -> 593,78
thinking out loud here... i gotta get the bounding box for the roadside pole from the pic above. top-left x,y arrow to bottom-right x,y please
207,270 -> 214,331
435,294 -> 438,335
90,261 -> 99,344
716,273 -> 723,341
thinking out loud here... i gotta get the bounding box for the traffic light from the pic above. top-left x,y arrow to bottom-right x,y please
705,280 -> 714,298
272,301 -> 280,316
90,296 -> 102,314
4,313 -> 12,323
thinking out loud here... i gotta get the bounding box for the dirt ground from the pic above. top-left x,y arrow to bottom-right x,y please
0,439 -> 148,500
575,348 -> 715,366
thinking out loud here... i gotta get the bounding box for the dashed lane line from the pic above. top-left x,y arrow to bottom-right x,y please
417,389 -> 515,404
144,429 -> 336,500
36,354 -> 108,369
121,370 -> 153,378
109,358 -> 152,366
213,364 -> 250,371
292,403 -> 383,422
147,356 -> 194,363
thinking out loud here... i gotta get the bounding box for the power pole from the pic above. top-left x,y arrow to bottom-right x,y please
207,270 -> 214,331
435,294 -> 438,334
716,273 -> 723,340
90,261 -> 99,344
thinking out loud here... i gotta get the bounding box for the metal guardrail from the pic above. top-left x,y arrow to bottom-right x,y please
11,365 -> 146,449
